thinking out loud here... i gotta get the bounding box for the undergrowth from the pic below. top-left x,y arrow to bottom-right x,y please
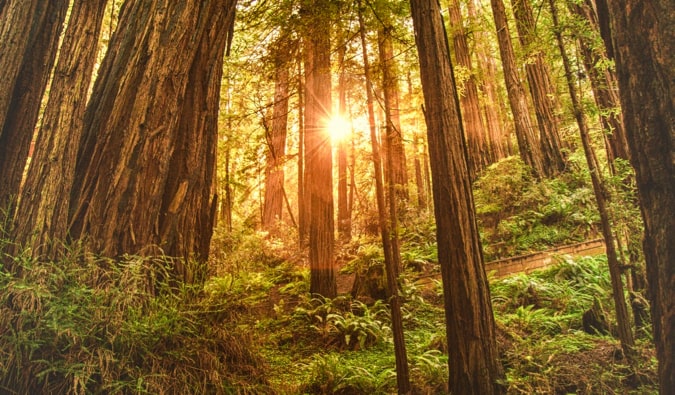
0,245 -> 269,394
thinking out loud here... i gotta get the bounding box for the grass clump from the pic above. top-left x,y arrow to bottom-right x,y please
0,247 -> 269,394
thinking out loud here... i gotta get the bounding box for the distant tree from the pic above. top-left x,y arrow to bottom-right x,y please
489,0 -> 545,177
0,1 -> 68,217
358,3 -> 410,391
69,0 -> 237,283
598,0 -> 674,388
468,0 -> 511,163
301,0 -> 337,297
410,0 -> 506,392
12,0 -> 108,259
262,36 -> 293,233
377,16 -> 409,201
446,0 -> 489,177
510,0 -> 566,177
567,0 -> 629,167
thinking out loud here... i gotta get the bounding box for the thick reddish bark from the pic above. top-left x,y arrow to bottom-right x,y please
0,1 -> 68,215
410,0 -> 506,392
599,0 -> 675,389
302,0 -> 336,298
69,0 -> 237,282
13,0 -> 107,258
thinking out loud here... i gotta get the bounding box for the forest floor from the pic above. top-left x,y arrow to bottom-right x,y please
218,233 -> 659,394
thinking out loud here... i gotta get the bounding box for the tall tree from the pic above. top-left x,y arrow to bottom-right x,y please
549,0 -> 635,362
12,0 -> 108,259
409,0 -> 505,393
0,1 -> 69,216
511,0 -> 566,176
598,0 -> 674,389
568,0 -> 629,167
468,0 -> 511,163
377,15 -> 409,201
69,0 -> 237,283
301,0 -> 337,297
446,0 -> 489,176
489,0 -> 545,177
358,4 -> 410,391
262,37 -> 293,233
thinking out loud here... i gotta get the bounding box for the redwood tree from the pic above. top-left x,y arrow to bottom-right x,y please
599,0 -> 674,388
410,0 -> 505,392
262,37 -> 293,233
12,0 -> 108,259
69,0 -> 237,283
490,0 -> 545,177
301,0 -> 337,297
0,1 -> 68,216
511,0 -> 566,177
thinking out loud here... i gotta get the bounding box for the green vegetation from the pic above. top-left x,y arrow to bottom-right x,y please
0,156 -> 657,394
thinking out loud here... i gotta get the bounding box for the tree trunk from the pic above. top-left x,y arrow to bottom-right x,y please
446,0 -> 488,177
569,0 -> 630,167
297,57 -> 308,243
469,0 -> 511,163
336,33 -> 352,240
263,56 -> 290,233
409,0 -> 506,393
0,1 -> 68,216
511,0 -> 566,177
302,0 -> 336,298
69,0 -> 237,283
549,0 -> 635,361
378,24 -> 409,202
489,0 -> 544,177
599,0 -> 675,388
12,0 -> 107,259
358,5 -> 411,392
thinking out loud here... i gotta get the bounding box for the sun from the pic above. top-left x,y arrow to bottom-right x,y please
326,115 -> 351,142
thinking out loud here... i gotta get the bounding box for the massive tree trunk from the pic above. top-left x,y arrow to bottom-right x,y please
12,0 -> 107,259
489,0 -> 544,177
378,24 -> 409,202
409,0 -> 506,393
262,53 -> 290,232
0,1 -> 68,216
599,0 -> 675,389
302,0 -> 336,298
446,0 -> 488,176
511,0 -> 566,177
69,0 -> 237,283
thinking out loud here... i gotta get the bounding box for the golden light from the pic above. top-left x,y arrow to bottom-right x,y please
326,115 -> 351,143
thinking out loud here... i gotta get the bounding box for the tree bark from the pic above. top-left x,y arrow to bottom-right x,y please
489,0 -> 544,177
511,0 -> 566,177
409,0 -> 506,393
302,0 -> 336,298
12,0 -> 107,259
599,0 -> 675,389
69,0 -> 237,283
0,1 -> 68,216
